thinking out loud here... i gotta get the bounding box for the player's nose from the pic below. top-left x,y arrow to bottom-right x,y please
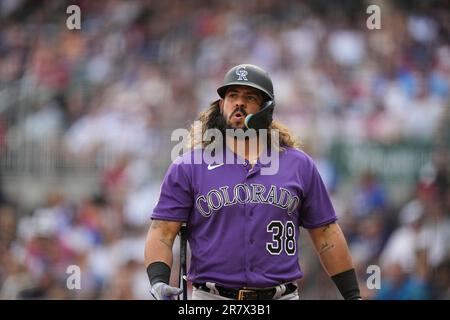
234,99 -> 246,109
234,94 -> 246,108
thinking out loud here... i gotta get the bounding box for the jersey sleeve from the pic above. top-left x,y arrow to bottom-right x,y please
151,159 -> 193,222
299,155 -> 337,228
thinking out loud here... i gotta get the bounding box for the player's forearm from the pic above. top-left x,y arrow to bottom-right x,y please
309,222 -> 354,276
309,222 -> 361,299
145,230 -> 174,267
144,220 -> 180,268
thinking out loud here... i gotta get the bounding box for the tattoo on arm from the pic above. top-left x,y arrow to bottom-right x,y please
322,224 -> 331,232
319,241 -> 335,254
151,220 -> 176,249
159,238 -> 173,249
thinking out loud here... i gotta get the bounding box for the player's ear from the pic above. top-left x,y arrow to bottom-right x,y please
219,99 -> 224,113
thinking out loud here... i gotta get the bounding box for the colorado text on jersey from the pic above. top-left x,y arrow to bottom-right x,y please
195,183 -> 300,217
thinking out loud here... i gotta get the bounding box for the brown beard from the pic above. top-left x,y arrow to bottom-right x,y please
225,106 -> 249,132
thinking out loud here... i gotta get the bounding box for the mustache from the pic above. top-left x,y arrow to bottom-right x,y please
230,107 -> 248,117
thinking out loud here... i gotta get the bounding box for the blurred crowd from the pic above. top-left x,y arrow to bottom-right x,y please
0,0 -> 449,299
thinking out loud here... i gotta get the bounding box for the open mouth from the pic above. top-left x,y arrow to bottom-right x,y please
232,110 -> 246,120
233,112 -> 243,119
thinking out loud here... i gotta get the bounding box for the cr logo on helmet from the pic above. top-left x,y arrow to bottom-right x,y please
235,66 -> 248,81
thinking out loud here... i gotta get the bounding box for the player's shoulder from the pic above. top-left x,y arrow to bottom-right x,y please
172,148 -> 203,166
280,146 -> 315,165
171,147 -> 204,167
164,149 -> 202,181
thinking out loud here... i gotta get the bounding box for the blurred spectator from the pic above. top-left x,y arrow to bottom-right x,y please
379,199 -> 426,274
374,262 -> 430,300
350,214 -> 388,268
352,171 -> 387,218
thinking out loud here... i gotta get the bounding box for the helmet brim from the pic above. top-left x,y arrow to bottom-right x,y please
217,82 -> 273,101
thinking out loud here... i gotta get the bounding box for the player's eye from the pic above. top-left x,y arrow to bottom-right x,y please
247,95 -> 257,102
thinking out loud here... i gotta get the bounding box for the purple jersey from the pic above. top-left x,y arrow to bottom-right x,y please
151,147 -> 337,288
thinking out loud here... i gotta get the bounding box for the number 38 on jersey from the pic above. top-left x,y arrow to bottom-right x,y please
266,220 -> 296,255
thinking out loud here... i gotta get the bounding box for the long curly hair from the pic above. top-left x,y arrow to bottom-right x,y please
188,100 -> 301,151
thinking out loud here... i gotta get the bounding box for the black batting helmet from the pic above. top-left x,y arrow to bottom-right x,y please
217,64 -> 275,130
217,64 -> 274,101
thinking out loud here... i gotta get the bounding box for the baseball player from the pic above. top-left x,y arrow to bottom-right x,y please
144,64 -> 361,300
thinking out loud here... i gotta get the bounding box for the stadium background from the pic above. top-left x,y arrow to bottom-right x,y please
0,0 -> 449,299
